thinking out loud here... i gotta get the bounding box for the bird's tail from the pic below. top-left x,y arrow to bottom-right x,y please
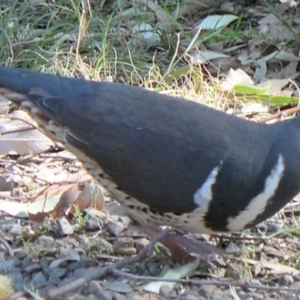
0,66 -> 104,99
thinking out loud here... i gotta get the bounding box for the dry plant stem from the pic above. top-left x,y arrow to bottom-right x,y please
45,228 -> 175,299
9,150 -> 53,169
2,116 -> 36,131
0,236 -> 14,257
0,165 -> 89,189
212,234 -> 266,241
110,269 -> 300,293
9,291 -> 25,300
0,126 -> 33,136
259,106 -> 300,123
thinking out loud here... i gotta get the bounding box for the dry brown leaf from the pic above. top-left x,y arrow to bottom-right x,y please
0,112 -> 53,155
242,258 -> 298,275
138,0 -> 176,33
27,184 -> 78,221
28,210 -> 49,223
52,184 -> 78,218
69,184 -> 104,214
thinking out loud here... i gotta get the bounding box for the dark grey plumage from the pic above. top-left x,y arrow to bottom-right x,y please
1,66 -> 299,233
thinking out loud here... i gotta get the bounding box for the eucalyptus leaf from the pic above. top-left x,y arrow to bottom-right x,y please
233,84 -> 270,95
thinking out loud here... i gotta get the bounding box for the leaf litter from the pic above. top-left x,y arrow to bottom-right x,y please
1,0 -> 300,299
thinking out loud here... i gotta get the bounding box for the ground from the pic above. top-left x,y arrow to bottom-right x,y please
1,0 -> 300,299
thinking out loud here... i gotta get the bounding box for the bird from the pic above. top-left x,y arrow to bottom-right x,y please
0,65 -> 299,234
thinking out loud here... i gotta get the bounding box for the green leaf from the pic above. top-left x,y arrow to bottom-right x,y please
164,66 -> 202,85
261,95 -> 299,106
233,84 -> 270,95
234,84 -> 298,106
164,66 -> 191,84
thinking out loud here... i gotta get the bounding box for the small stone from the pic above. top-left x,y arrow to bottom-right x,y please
86,218 -> 100,230
14,250 -> 27,260
252,263 -> 261,276
185,293 -> 200,300
88,280 -> 103,294
112,292 -> 128,300
131,295 -> 143,300
267,223 -> 282,233
113,237 -> 136,255
238,290 -> 246,297
67,295 -> 86,300
9,224 -> 23,235
279,274 -> 294,286
118,216 -> 131,227
95,291 -> 113,300
86,295 -> 98,300
292,272 -> 300,281
0,259 -> 14,272
249,292 -> 264,299
225,264 -> 240,280
135,238 -> 149,252
103,281 -> 133,293
21,258 -> 32,269
47,267 -> 67,279
9,270 -> 24,292
199,285 -> 222,298
248,279 -> 262,286
226,242 -> 241,254
159,285 -> 172,297
290,281 -> 300,289
35,235 -> 54,248
30,271 -> 47,287
210,255 -> 226,268
59,217 -> 74,235
107,221 -> 126,236
115,247 -> 136,255
23,263 -> 41,274
73,267 -> 96,278
90,238 -> 113,254
259,251 -> 268,261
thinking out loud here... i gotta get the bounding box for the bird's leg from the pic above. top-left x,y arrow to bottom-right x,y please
141,224 -> 224,263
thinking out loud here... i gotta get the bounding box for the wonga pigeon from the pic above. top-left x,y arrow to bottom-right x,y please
0,66 -> 299,234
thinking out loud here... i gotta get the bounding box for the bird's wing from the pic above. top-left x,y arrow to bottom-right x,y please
27,86 -> 274,217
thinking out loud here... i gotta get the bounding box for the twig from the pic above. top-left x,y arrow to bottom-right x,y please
0,236 -> 14,257
109,269 -> 300,293
258,106 -> 300,123
45,229 -> 174,299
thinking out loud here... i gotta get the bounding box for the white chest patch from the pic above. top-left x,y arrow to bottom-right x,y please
193,162 -> 222,213
226,154 -> 285,231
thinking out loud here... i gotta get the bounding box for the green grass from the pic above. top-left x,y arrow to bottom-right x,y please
0,1 -> 298,112
0,0 -> 234,107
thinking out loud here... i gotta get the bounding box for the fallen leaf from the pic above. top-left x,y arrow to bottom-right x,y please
197,14 -> 238,30
242,258 -> 298,275
143,259 -> 200,293
53,184 -> 78,218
